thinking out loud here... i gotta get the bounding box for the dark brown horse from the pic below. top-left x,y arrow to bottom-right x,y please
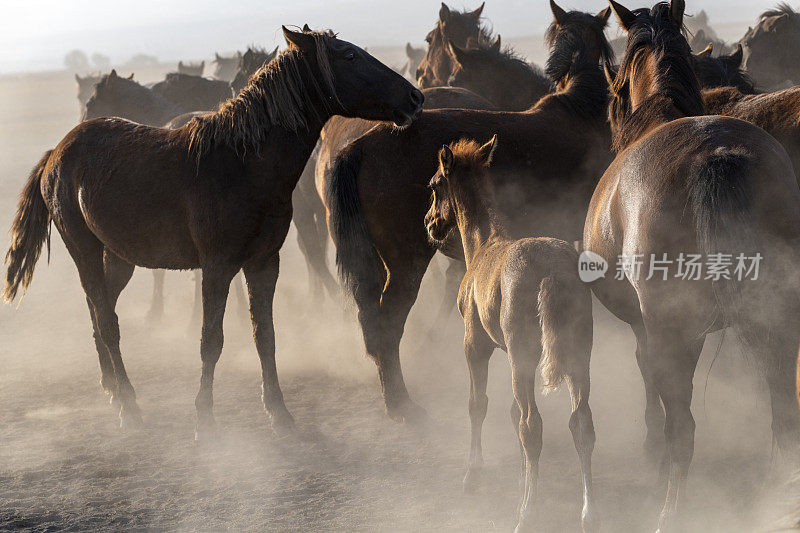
740,4 -> 800,90
426,137 -> 597,532
151,72 -> 232,112
692,43 -> 751,92
75,72 -> 103,109
324,3 -> 613,422
415,2 -> 491,88
447,38 -> 553,111
231,46 -> 280,95
400,42 -> 426,82
4,28 -> 423,440
212,51 -> 242,82
177,60 -> 204,77
585,2 -> 800,529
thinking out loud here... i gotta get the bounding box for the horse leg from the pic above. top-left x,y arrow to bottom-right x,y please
373,255 -> 432,423
462,324 -> 494,492
194,263 -> 237,441
189,269 -> 202,332
146,269 -> 165,323
293,185 -> 338,301
565,358 -> 598,532
232,272 -> 250,325
763,335 -> 800,467
510,400 -> 525,494
508,338 -> 543,533
632,320 -> 666,464
422,258 -> 465,345
244,253 -> 295,434
648,328 -> 703,533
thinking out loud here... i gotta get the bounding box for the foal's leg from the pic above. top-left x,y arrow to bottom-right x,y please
566,361 -> 598,533
648,327 -> 704,533
508,339 -> 543,533
194,263 -> 237,441
147,269 -> 165,323
463,321 -> 494,492
244,253 -> 295,434
632,321 -> 666,464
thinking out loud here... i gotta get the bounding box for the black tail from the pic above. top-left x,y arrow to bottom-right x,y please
325,143 -> 382,301
687,151 -> 759,348
4,150 -> 52,302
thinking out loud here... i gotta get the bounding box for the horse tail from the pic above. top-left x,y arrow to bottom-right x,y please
3,150 -> 52,303
326,143 -> 381,301
538,274 -> 593,392
687,150 -> 761,350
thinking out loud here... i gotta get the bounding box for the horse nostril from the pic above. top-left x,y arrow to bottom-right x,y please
410,88 -> 424,107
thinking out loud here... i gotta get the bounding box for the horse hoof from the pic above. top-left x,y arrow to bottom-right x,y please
119,410 -> 144,431
581,510 -> 600,533
462,468 -> 482,493
513,517 -> 535,533
194,424 -> 219,443
386,400 -> 430,425
269,411 -> 296,437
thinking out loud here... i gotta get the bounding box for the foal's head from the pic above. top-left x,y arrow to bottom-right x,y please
544,0 -> 613,89
608,0 -> 703,147
425,136 -> 498,244
416,2 -> 491,88
692,43 -> 754,93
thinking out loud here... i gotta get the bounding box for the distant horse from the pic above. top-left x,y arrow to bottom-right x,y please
416,2 -> 491,88
399,43 -> 425,82
75,72 -> 103,109
692,43 -> 752,92
212,51 -> 242,82
325,3 -> 613,422
151,73 -> 232,113
426,137 -> 597,533
586,2 -> 800,529
741,4 -> 800,90
231,46 -> 280,95
82,71 -> 249,324
4,27 -> 423,439
447,37 -> 553,111
177,60 -> 204,77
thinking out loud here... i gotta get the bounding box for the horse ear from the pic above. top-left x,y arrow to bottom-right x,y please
669,0 -> 685,28
200,61 -> 205,68
215,52 -> 221,60
271,45 -> 280,58
439,3 -> 451,23
603,61 -> 618,88
478,134 -> 498,166
283,26 -> 316,51
696,42 -> 713,58
439,145 -> 454,174
302,23 -> 311,32
489,35 -> 501,52
75,73 -> 81,82
127,73 -> 135,80
406,42 -> 414,57
109,69 -> 118,78
609,0 -> 636,31
550,0 -> 568,25
730,43 -> 744,67
596,7 -> 612,27
469,2 -> 484,20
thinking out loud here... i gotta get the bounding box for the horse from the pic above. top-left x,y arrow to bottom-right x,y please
692,43 -> 752,92
446,37 -> 553,111
425,137 -> 597,533
212,51 -> 242,82
82,71 -> 251,325
4,27 -> 424,440
151,72 -> 232,113
75,72 -> 103,109
400,42 -> 425,82
324,2 -> 614,422
415,2 -> 491,88
177,60 -> 204,77
231,46 -> 280,95
740,4 -> 800,90
585,2 -> 800,529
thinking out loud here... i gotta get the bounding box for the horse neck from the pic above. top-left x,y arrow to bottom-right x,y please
453,184 -> 507,266
504,63 -> 552,110
541,62 -> 608,121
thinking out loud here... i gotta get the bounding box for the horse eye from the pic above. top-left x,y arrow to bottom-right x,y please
344,50 -> 356,61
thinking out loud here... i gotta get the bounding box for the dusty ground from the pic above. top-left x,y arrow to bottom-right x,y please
0,68 -> 797,532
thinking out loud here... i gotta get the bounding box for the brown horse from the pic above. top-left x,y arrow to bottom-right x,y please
426,137 -> 597,532
75,72 -> 103,109
151,72 -> 232,112
416,2 -> 490,88
231,46 -> 280,95
325,3 -> 613,422
585,2 -> 800,529
692,43 -> 751,92
741,4 -> 800,90
400,42 -> 425,81
4,28 -> 423,439
447,37 -> 553,111
177,60 -> 204,77
212,51 -> 242,83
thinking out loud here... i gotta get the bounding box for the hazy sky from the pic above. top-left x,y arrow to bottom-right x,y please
0,0 -> 781,73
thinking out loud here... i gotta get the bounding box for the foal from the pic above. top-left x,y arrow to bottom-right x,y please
425,137 -> 597,533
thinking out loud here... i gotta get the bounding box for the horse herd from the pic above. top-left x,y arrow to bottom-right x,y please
6,1 -> 800,531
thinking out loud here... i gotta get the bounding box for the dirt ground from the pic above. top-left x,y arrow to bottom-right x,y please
0,69 -> 798,532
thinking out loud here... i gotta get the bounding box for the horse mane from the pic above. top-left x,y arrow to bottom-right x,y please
759,2 -> 799,20
425,7 -> 494,49
610,2 -> 704,151
187,30 -> 339,162
542,11 -> 614,119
